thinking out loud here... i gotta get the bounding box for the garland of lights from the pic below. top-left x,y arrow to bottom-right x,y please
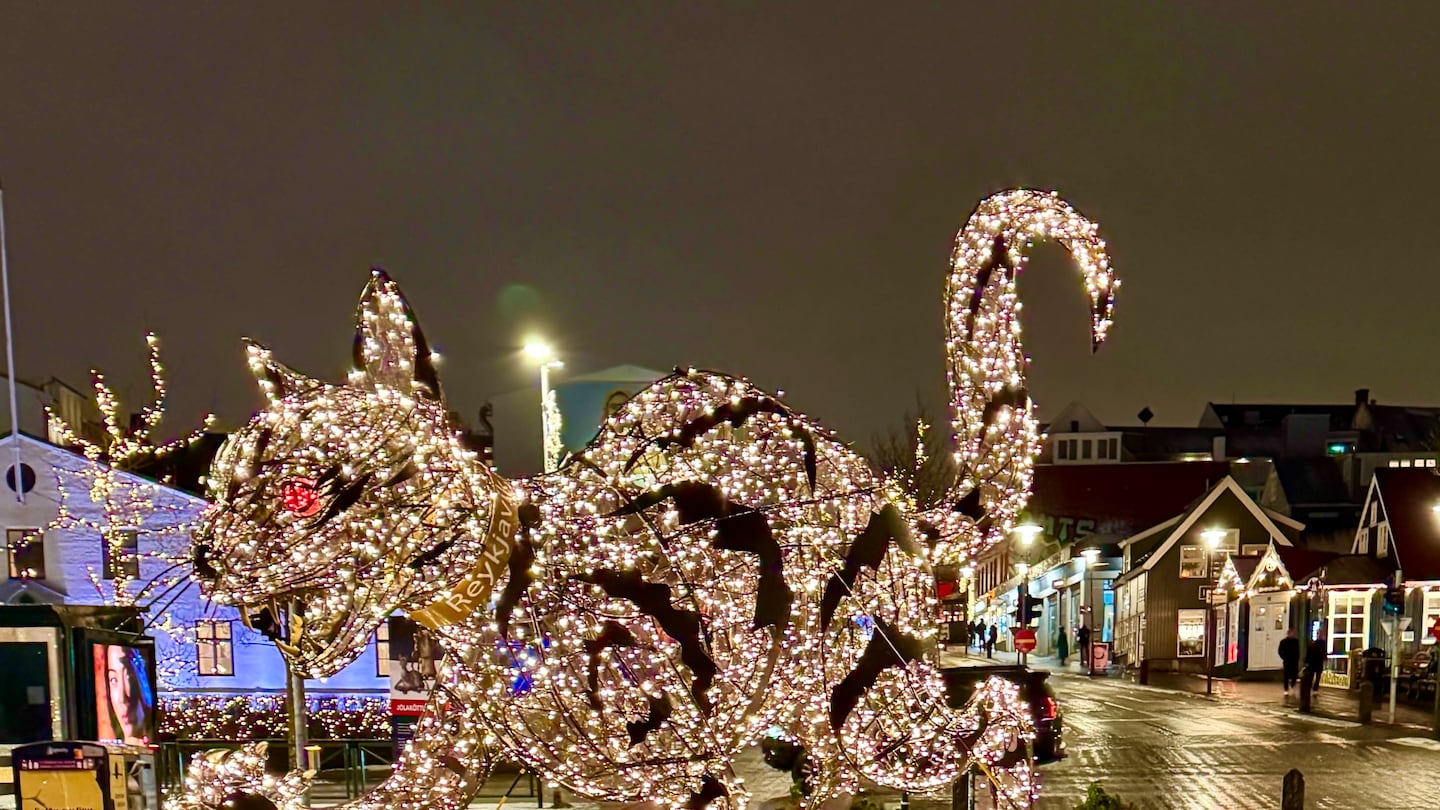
177,189 -> 1115,810
48,333 -> 215,608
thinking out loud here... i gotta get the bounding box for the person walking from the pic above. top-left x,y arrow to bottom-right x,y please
986,624 -> 998,659
974,619 -> 987,654
1057,626 -> 1070,666
1301,630 -> 1327,709
1077,625 -> 1092,668
1278,629 -> 1301,696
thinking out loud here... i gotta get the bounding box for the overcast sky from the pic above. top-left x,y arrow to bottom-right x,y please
1,3 -> 1437,447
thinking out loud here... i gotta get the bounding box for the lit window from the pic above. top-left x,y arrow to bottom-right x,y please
6,528 -> 44,579
196,620 -> 234,676
102,529 -> 139,581
376,622 -> 391,677
1326,592 -> 1370,671
1179,545 -> 1206,579
1378,524 -> 1389,557
1427,459 -> 1437,469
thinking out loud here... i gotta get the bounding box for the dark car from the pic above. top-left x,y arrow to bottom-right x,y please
939,664 -> 1064,766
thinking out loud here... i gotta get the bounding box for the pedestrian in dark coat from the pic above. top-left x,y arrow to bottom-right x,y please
1057,627 -> 1070,665
1278,629 -> 1301,696
1077,625 -> 1092,666
974,619 -> 986,653
986,624 -> 998,659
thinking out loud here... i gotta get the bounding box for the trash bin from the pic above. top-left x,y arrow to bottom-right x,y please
1359,647 -> 1388,693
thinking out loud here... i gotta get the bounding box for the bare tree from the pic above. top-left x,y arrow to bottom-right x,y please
867,396 -> 955,511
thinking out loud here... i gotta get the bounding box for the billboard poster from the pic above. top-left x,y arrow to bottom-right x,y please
92,644 -> 156,746
388,616 -> 441,718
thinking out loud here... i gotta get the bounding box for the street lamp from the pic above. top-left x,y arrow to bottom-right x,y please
1013,522 -> 1043,546
1080,547 -> 1102,674
524,341 -> 564,472
1200,528 -> 1227,695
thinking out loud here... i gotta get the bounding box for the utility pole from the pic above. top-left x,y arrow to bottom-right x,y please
1389,569 -> 1402,725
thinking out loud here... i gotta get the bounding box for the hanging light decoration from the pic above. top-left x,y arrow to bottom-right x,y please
178,188 -> 1116,810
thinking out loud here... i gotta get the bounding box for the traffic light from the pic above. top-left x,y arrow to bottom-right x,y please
1383,579 -> 1405,615
1015,591 -> 1044,626
1024,594 -> 1044,626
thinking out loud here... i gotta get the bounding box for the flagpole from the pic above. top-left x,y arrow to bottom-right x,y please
0,183 -> 24,504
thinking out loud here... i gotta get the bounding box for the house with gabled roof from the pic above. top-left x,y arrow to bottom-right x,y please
1111,476 -> 1302,678
1351,468 -> 1440,662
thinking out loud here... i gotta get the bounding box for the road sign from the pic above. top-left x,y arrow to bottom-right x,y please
1431,617 -> 1440,642
1013,628 -> 1037,653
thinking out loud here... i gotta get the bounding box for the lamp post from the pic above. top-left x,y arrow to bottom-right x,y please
1081,547 -> 1101,674
1201,528 -> 1227,696
1012,523 -> 1041,666
523,341 -> 564,472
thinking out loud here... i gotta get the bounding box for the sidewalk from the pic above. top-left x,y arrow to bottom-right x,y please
937,644 -> 1438,731
936,644 -> 1100,676
1135,668 -> 1437,730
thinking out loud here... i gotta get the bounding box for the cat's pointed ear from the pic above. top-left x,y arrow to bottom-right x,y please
351,268 -> 443,400
245,339 -> 321,404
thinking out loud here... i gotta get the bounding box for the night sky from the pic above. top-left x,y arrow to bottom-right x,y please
1,4 -> 1437,447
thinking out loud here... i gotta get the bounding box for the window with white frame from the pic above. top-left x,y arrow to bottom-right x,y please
375,622 -> 391,676
1327,591 -> 1371,668
1179,546 -> 1206,579
1378,523 -> 1390,558
102,529 -> 140,581
1423,591 -> 1440,646
6,528 -> 44,579
196,620 -> 234,676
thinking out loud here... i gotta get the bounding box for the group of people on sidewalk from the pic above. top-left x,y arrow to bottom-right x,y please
962,619 -> 999,657
1277,628 -> 1329,698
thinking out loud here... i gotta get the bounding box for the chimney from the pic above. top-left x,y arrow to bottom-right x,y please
1354,388 -> 1370,407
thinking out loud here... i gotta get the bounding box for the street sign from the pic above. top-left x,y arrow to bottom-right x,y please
1430,617 -> 1440,642
1013,628 -> 1037,653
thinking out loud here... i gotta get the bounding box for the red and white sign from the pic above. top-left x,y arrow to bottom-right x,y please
1013,628 -> 1037,653
1430,617 -> 1440,643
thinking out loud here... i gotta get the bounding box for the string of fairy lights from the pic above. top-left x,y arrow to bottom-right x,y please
178,189 -> 1116,810
925,190 -> 1117,566
159,695 -> 390,741
48,333 -> 215,610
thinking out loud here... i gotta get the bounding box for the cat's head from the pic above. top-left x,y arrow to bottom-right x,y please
194,270 -> 517,677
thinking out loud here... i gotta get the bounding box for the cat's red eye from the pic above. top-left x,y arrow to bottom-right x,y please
279,478 -> 323,517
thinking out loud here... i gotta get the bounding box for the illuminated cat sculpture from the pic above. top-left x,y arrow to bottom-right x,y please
181,189 -> 1115,810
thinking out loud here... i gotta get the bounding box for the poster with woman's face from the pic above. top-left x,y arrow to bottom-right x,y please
93,644 -> 154,746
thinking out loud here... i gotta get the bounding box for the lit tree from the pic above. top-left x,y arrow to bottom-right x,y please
47,333 -> 214,608
867,396 -> 954,512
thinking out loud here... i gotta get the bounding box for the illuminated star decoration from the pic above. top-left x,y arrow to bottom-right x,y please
181,189 -> 1116,810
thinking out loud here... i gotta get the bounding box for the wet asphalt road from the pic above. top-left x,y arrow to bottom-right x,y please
1034,673 -> 1440,809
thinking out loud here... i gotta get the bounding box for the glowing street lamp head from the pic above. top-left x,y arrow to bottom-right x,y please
524,340 -> 556,363
1012,522 -> 1043,546
1200,528 -> 1227,550
1080,548 -> 1102,565
1015,562 -> 1030,577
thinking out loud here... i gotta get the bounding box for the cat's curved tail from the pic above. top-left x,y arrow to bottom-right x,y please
930,189 -> 1117,561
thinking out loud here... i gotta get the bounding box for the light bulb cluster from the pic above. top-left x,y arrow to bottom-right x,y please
927,189 -> 1117,567
159,695 -> 390,741
177,189 -> 1116,810
168,742 -> 312,810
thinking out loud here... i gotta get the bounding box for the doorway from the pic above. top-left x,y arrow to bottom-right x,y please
1248,592 -> 1290,671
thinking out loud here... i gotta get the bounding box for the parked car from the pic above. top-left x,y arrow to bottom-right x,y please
939,665 -> 1064,766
